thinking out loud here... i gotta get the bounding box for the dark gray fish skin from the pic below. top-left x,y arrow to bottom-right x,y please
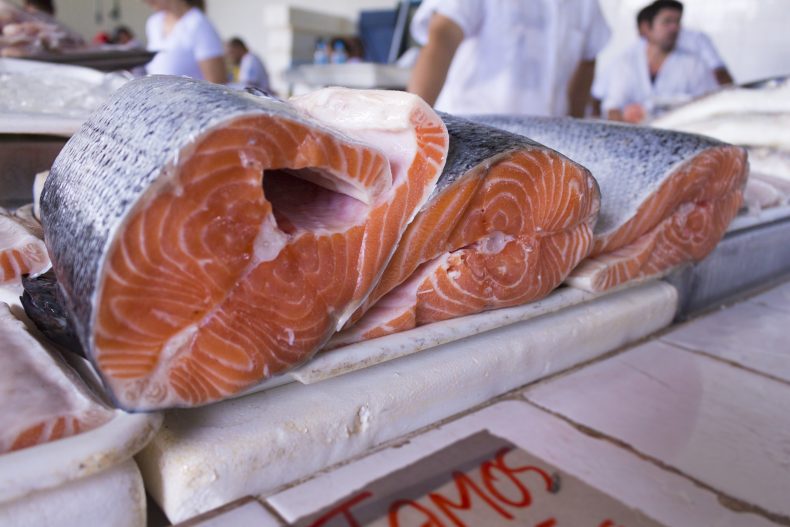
465,116 -> 727,236
41,75 -> 324,363
21,270 -> 84,356
431,112 -> 549,199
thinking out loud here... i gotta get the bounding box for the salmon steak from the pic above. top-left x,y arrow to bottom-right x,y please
0,303 -> 112,454
40,77 -> 448,410
0,205 -> 50,288
470,117 -> 748,292
332,114 -> 600,346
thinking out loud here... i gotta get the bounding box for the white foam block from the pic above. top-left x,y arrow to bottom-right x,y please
525,340 -> 790,521
266,401 -> 773,527
0,460 -> 145,527
138,282 -> 678,523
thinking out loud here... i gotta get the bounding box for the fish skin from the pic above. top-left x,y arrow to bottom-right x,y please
42,76 -> 320,355
348,113 -> 600,323
42,76 -> 447,410
429,112 -> 556,197
469,116 -> 730,238
22,270 -> 84,356
334,114 -> 599,345
469,115 -> 747,292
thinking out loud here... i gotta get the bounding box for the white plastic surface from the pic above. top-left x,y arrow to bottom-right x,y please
181,499 -> 282,527
662,297 -> 790,382
0,286 -> 162,504
267,400 -> 773,527
138,281 -> 677,523
0,459 -> 146,527
0,57 -> 127,136
525,340 -> 790,521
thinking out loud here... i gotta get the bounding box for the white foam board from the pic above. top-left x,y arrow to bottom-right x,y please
138,282 -> 677,523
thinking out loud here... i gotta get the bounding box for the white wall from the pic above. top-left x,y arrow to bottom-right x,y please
598,0 -> 790,84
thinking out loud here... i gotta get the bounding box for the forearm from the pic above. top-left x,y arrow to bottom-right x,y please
714,67 -> 734,86
567,60 -> 596,118
199,56 -> 227,84
407,14 -> 463,106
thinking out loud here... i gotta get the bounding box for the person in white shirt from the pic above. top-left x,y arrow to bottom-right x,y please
225,37 -> 271,92
677,28 -> 732,86
603,0 -> 717,123
591,4 -> 732,115
144,0 -> 226,84
407,0 -> 611,117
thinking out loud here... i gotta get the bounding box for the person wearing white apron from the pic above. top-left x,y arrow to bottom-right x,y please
602,0 -> 718,122
408,0 -> 611,117
144,0 -> 226,84
591,0 -> 732,116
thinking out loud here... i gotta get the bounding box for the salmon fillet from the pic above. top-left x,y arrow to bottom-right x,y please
469,117 -> 747,292
0,205 -> 50,288
41,78 -> 447,410
0,303 -> 112,454
332,115 -> 599,346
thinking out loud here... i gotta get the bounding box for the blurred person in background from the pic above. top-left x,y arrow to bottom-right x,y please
23,0 -> 54,16
591,1 -> 732,116
225,37 -> 270,91
602,0 -> 717,123
113,25 -> 141,48
407,0 -> 610,117
143,0 -> 226,83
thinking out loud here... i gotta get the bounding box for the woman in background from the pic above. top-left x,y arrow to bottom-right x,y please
144,0 -> 226,83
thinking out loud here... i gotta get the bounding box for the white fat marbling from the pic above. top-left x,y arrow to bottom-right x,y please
0,460 -> 145,527
137,281 -> 677,523
525,340 -> 790,520
266,400 -> 773,527
291,87 -> 419,131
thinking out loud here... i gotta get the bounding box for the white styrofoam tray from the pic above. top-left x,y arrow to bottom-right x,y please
139,281 -> 678,522
0,286 -> 162,504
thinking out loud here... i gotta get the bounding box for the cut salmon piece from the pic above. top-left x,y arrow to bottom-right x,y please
332,114 -> 599,346
0,205 -> 50,288
469,117 -> 748,293
41,78 -> 447,410
0,303 -> 112,454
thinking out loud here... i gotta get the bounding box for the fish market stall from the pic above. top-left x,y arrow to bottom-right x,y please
1,19 -> 790,525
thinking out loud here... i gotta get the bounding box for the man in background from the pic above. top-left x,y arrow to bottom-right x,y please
602,0 -> 717,122
592,1 -> 732,116
225,37 -> 271,92
407,0 -> 610,117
